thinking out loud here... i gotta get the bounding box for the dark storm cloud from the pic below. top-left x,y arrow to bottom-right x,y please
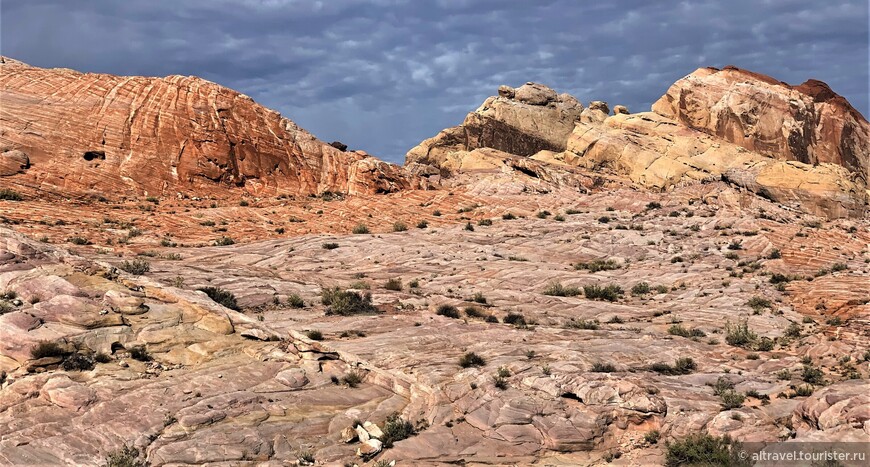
2,0 -> 867,162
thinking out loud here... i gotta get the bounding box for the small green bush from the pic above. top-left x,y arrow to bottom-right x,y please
463,306 -> 486,318
105,445 -> 145,467
436,304 -> 460,319
392,222 -> 408,232
384,278 -> 402,291
583,284 -> 623,302
68,236 -> 92,245
129,345 -> 151,362
725,319 -> 757,348
30,341 -> 66,359
120,259 -> 150,275
305,330 -> 323,341
631,282 -> 651,296
459,352 -> 486,368
381,412 -> 416,448
665,434 -> 748,467
322,288 -> 378,316
287,294 -> 305,308
342,370 -> 364,387
574,259 -> 620,272
591,362 -> 616,373
213,236 -> 235,246
417,219 -> 429,228
503,313 -> 527,326
720,390 -> 745,410
543,282 -> 581,297
0,189 -> 24,201
352,223 -> 370,234
478,218 -> 493,226
198,286 -> 240,311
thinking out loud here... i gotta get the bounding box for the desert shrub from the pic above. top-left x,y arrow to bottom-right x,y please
727,240 -> 743,250
543,282 -> 581,297
342,370 -> 364,387
198,286 -> 240,311
463,306 -> 486,318
0,189 -> 23,201
830,262 -> 848,272
567,319 -> 600,330
574,259 -> 620,272
287,294 -> 305,308
756,337 -> 775,351
129,345 -> 151,362
62,353 -> 95,371
607,316 -> 624,324
565,208 -> 582,214
471,292 -> 487,304
105,445 -> 145,467
322,242 -> 339,250
352,223 -> 370,234
668,325 -> 705,338
297,451 -> 314,465
597,216 -> 610,223
239,199 -> 249,206
719,390 -> 745,410
503,313 -> 527,326
408,279 -> 419,288
537,210 -> 551,219
305,330 -> 323,341
120,259 -> 150,275
631,282 -> 651,296
794,384 -> 814,397
646,201 -> 662,210
651,357 -> 697,375
459,352 -> 486,368
711,376 -> 734,396
381,412 -> 416,448
392,222 -> 408,232
497,366 -> 511,378
502,212 -> 517,220
384,278 -> 402,291
591,362 -> 616,373
784,322 -> 801,338
826,316 -> 843,326
436,304 -> 460,319
30,341 -> 66,359
769,273 -> 794,284
645,430 -> 661,444
801,364 -> 824,384
95,352 -> 112,363
725,319 -> 757,348
484,315 -> 499,323
432,210 -> 441,216
747,296 -> 772,313
767,249 -> 781,259
213,236 -> 235,246
464,222 -> 474,231
477,218 -> 493,226
68,236 -> 92,245
665,434 -> 747,467
583,284 -> 623,302
416,219 -> 429,228
493,375 -> 508,389
322,288 -> 377,316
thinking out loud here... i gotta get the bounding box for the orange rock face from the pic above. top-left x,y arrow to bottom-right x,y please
0,57 -> 424,198
653,66 -> 870,181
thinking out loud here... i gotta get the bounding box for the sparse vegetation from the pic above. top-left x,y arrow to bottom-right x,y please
591,362 -> 617,373
305,330 -> 323,341
724,319 -> 757,348
341,370 -> 364,387
0,189 -> 24,201
436,304 -> 460,319
198,286 -> 240,311
574,259 -> 620,272
30,341 -> 66,359
322,288 -> 378,316
322,242 -> 339,250
459,352 -> 486,368
392,221 -> 408,232
503,313 -> 527,326
384,278 -> 402,291
543,282 -> 581,297
631,282 -> 651,296
352,223 -> 370,234
120,259 -> 150,275
381,412 -> 417,448
213,236 -> 235,246
105,445 -> 145,467
287,294 -> 305,308
128,345 -> 151,362
651,357 -> 697,375
583,284 -> 623,302
665,433 -> 748,467
668,325 -> 706,338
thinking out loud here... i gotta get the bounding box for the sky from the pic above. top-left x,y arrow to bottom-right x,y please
2,0 -> 868,163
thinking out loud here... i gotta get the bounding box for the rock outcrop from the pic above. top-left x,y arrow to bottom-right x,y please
653,66 -> 870,181
557,112 -> 867,218
408,68 -> 868,217
0,57 -> 424,198
406,82 -> 583,171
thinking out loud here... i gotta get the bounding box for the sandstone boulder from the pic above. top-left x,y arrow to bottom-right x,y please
653,65 -> 870,181
406,83 -> 583,170
0,149 -> 29,176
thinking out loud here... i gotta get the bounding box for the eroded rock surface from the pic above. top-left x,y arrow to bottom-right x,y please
0,57 -> 424,199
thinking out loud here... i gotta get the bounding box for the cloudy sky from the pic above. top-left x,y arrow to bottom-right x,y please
2,0 -> 868,163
